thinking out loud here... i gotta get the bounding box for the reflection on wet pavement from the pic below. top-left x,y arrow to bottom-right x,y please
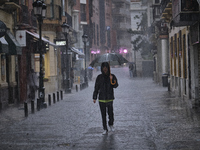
0,67 -> 200,150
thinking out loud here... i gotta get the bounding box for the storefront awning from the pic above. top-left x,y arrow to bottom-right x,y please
71,47 -> 84,56
26,30 -> 57,47
0,37 -> 8,53
5,30 -> 22,55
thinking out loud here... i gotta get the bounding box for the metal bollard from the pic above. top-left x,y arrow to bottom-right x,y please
168,82 -> 170,91
76,85 -> 78,92
37,98 -> 40,111
80,84 -> 82,91
31,100 -> 34,114
53,93 -> 56,103
24,102 -> 28,117
57,91 -> 59,101
60,90 -> 63,100
48,94 -> 51,106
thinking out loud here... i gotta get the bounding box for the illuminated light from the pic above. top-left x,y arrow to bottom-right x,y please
123,49 -> 128,53
91,51 -> 97,54
97,50 -> 100,54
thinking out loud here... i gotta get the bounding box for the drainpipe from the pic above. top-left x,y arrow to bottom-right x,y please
13,10 -> 21,104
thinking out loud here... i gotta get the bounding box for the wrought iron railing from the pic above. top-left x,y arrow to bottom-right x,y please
160,0 -> 171,14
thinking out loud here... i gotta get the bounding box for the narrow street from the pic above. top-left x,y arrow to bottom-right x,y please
1,67 -> 200,150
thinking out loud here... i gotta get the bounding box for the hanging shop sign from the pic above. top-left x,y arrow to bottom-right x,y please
55,40 -> 66,46
0,21 -> 7,38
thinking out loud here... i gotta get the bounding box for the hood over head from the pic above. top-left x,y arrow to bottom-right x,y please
101,62 -> 110,75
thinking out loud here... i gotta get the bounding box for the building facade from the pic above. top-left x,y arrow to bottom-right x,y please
0,0 -> 81,109
0,1 -> 21,110
150,0 -> 200,106
112,0 -> 132,61
89,0 -> 113,60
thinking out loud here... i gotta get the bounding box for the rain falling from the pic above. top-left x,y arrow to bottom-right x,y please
1,0 -> 200,149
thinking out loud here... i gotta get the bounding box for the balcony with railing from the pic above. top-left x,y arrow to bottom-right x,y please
160,0 -> 172,22
160,0 -> 171,14
172,0 -> 199,26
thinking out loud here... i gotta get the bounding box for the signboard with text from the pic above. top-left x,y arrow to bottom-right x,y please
55,41 -> 66,46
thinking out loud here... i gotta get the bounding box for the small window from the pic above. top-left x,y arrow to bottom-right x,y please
81,4 -> 86,13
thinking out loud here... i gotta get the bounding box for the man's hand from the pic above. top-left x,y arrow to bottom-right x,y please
110,75 -> 113,80
93,99 -> 96,103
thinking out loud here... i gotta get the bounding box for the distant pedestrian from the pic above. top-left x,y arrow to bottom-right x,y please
27,69 -> 38,101
93,62 -> 118,135
88,66 -> 94,81
129,63 -> 134,78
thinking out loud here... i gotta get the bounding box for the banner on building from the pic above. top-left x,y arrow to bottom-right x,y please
16,30 -> 26,47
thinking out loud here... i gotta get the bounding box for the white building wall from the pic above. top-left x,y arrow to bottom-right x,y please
161,38 -> 168,74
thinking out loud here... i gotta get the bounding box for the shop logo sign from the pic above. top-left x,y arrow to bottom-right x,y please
0,20 -> 7,38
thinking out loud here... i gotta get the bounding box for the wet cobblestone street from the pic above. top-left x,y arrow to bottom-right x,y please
1,67 -> 200,150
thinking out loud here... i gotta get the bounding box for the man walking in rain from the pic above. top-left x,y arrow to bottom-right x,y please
93,62 -> 118,135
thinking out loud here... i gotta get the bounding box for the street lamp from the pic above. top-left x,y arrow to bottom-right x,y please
61,21 -> 71,93
82,34 -> 88,87
32,0 -> 47,109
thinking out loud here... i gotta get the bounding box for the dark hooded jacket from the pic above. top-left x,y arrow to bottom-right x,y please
93,62 -> 118,100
